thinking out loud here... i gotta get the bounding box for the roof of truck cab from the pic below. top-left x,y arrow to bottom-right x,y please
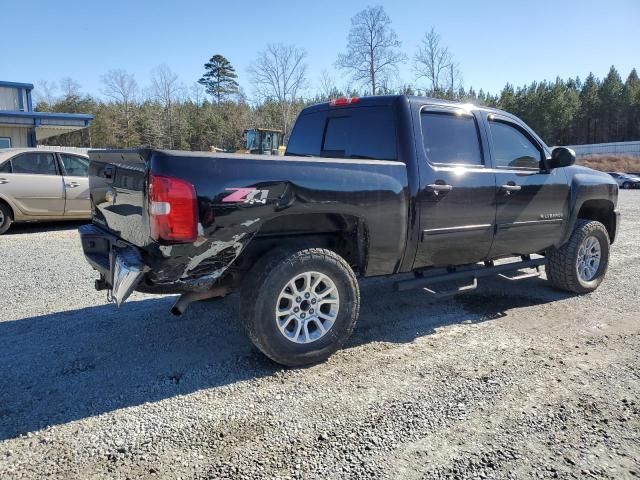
304,94 -> 506,115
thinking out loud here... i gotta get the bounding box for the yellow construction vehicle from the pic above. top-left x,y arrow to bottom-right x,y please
237,128 -> 285,155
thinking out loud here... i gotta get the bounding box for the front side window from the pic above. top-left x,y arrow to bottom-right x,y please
11,153 -> 57,175
489,120 -> 542,169
0,161 -> 10,173
0,137 -> 11,149
60,154 -> 89,177
421,111 -> 483,165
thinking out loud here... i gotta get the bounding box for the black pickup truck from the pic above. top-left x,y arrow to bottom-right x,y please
79,95 -> 619,366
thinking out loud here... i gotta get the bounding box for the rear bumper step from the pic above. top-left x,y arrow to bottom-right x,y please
79,224 -> 149,306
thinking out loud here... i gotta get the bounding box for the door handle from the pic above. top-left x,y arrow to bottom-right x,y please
66,182 -> 80,188
500,184 -> 522,195
426,183 -> 453,196
0,178 -> 7,185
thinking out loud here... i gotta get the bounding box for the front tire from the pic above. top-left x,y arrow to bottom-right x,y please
0,202 -> 13,235
240,248 -> 360,367
622,182 -> 631,189
546,219 -> 610,294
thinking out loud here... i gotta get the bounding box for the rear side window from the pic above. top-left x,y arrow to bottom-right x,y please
11,153 -> 57,175
421,111 -> 483,165
286,106 -> 397,161
285,111 -> 327,157
60,154 -> 89,177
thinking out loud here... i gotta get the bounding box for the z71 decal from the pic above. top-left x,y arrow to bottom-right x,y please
222,188 -> 269,205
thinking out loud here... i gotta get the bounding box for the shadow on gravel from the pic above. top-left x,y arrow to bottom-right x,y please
0,275 -> 573,440
349,275 -> 573,346
4,220 -> 85,236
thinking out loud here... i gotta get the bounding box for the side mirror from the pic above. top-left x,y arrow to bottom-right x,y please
546,147 -> 576,170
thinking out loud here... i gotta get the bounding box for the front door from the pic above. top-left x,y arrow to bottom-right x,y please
414,106 -> 497,268
483,113 -> 570,257
0,152 -> 65,216
58,153 -> 91,216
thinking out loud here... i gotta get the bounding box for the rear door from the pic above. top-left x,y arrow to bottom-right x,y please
414,105 -> 497,268
483,113 -> 570,257
0,152 -> 65,216
58,153 -> 90,216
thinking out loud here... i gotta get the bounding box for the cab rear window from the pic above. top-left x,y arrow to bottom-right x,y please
286,106 -> 397,161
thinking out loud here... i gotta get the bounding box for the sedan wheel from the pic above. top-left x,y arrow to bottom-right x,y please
0,203 -> 13,235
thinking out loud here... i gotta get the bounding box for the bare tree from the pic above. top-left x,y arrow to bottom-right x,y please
335,6 -> 406,95
59,77 -> 82,101
447,62 -> 464,97
101,69 -> 138,105
414,27 -> 457,95
150,64 -> 182,149
34,80 -> 58,107
318,69 -> 341,100
190,82 -> 207,109
248,43 -> 307,138
101,69 -> 139,146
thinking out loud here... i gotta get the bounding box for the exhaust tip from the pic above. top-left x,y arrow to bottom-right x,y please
170,305 -> 183,316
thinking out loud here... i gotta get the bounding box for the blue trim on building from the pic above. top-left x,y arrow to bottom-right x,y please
0,111 -> 94,121
26,90 -> 33,112
0,81 -> 34,90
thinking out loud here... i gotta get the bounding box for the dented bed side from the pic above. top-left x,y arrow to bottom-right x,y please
84,149 -> 410,295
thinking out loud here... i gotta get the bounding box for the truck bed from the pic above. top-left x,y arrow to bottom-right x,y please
87,149 -> 410,293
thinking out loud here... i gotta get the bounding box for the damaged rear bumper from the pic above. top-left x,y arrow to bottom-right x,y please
78,224 -> 148,306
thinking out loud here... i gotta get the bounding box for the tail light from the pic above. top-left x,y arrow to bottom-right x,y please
149,174 -> 198,243
330,96 -> 360,106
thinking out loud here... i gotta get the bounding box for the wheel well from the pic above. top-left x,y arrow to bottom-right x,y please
0,198 -> 14,220
577,199 -> 616,243
232,213 -> 368,279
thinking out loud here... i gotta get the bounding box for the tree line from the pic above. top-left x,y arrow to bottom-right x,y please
36,5 -> 639,151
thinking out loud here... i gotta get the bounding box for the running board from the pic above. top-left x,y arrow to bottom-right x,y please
497,269 -> 541,281
423,277 -> 478,298
394,258 -> 545,292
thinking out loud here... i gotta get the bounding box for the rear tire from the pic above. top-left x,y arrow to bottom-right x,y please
240,247 -> 360,367
0,202 -> 13,235
546,219 -> 610,294
622,182 -> 631,189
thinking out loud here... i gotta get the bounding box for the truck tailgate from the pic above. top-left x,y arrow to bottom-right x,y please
88,149 -> 150,247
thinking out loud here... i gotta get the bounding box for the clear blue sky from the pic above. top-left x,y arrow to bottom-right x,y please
3,0 -> 639,100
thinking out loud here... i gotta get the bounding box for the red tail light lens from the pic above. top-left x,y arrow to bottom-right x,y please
330,96 -> 360,106
149,174 -> 198,243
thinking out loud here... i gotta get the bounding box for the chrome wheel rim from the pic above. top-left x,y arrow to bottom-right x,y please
576,236 -> 601,282
275,271 -> 340,344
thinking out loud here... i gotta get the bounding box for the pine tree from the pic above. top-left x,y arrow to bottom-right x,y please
579,73 -> 600,143
598,66 -> 624,141
198,54 -> 239,104
623,68 -> 640,140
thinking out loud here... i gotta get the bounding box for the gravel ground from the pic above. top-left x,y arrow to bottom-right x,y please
0,192 -> 639,480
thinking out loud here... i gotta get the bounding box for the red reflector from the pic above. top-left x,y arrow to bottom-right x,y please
149,174 -> 198,243
330,96 -> 360,106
